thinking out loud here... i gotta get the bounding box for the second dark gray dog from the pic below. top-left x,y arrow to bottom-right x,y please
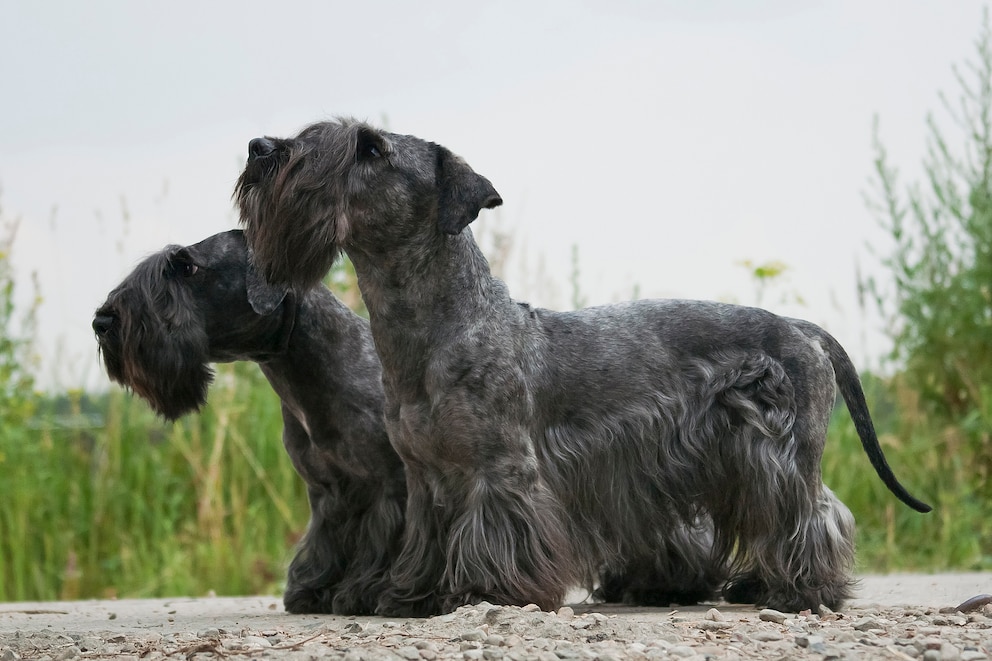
235,120 -> 931,616
92,229 -> 405,615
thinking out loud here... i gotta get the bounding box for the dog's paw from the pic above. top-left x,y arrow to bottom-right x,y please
722,573 -> 767,605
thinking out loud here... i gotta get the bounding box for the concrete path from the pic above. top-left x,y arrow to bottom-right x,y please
0,573 -> 987,636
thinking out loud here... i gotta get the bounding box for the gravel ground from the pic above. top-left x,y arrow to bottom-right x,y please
1,574 -> 989,660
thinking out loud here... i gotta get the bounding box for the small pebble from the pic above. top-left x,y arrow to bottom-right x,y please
242,636 -> 271,648
750,631 -> 784,642
940,642 -> 963,661
397,646 -> 421,660
55,647 -> 81,661
852,617 -> 884,631
795,634 -> 825,648
758,608 -> 788,624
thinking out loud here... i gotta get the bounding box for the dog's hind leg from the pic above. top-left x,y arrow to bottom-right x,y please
723,485 -> 855,612
710,353 -> 856,612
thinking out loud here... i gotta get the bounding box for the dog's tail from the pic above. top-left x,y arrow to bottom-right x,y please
797,321 -> 932,514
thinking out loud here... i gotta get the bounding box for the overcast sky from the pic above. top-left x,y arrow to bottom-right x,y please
0,0 -> 987,389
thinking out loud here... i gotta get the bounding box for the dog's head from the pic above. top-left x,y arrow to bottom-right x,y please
92,229 -> 294,420
234,119 -> 502,290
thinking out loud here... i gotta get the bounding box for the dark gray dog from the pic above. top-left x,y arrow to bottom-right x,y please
235,120 -> 931,616
92,229 -> 406,615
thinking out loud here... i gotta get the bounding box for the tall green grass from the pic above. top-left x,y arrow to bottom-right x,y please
0,362 -> 307,601
822,373 -> 992,572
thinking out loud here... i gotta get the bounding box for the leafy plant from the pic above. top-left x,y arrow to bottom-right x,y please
863,9 -> 992,498
863,11 -> 992,417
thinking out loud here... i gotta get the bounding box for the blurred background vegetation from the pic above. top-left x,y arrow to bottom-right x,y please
2,20 -> 991,603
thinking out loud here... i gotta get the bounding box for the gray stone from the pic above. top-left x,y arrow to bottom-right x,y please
243,635 -> 271,648
758,609 -> 788,624
852,617 -> 884,631
696,621 -> 733,631
941,642 -> 963,661
750,631 -> 784,642
795,634 -> 825,648
54,647 -> 80,661
705,608 -> 724,621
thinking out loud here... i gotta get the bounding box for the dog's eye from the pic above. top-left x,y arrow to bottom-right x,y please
356,127 -> 387,161
169,257 -> 198,278
361,143 -> 383,159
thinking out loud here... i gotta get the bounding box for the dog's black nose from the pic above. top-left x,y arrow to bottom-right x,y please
248,137 -> 276,159
92,314 -> 115,336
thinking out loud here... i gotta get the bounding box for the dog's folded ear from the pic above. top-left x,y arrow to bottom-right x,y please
435,146 -> 503,235
246,252 -> 290,315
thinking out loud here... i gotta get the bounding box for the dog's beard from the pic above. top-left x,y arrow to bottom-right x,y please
237,184 -> 344,291
107,311 -> 214,421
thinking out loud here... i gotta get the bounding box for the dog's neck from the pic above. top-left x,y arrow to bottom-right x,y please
347,231 -> 514,392
350,230 -> 501,317
259,289 -> 389,460
270,291 -> 298,355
